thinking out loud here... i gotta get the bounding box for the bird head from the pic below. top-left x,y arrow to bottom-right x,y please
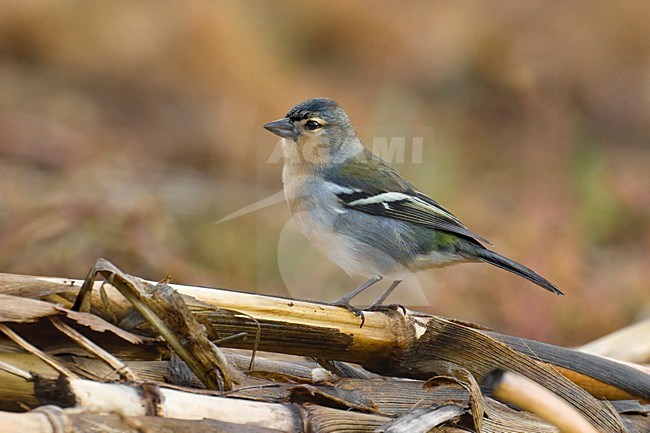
264,98 -> 362,167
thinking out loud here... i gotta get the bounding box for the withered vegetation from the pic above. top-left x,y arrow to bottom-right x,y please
0,259 -> 648,432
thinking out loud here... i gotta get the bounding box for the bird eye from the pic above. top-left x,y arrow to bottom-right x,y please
305,120 -> 322,130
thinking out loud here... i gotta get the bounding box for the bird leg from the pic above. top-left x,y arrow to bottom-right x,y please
367,280 -> 402,310
330,275 -> 382,314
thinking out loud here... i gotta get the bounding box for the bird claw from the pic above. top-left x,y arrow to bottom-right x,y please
329,300 -> 406,328
365,303 -> 406,314
329,299 -> 366,327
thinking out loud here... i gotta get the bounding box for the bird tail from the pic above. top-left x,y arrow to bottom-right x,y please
462,246 -> 564,295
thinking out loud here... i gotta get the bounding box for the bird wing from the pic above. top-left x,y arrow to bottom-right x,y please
324,150 -> 490,244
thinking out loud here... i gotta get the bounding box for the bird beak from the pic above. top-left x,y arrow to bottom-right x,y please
263,118 -> 298,140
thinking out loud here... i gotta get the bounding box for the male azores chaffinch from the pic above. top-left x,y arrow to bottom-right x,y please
264,98 -> 562,312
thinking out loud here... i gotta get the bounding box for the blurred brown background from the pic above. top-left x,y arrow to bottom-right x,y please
0,1 -> 648,345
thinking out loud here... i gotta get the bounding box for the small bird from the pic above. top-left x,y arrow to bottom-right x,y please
264,98 -> 563,313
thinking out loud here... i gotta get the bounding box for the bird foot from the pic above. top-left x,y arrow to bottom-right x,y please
328,299 -> 366,327
365,303 -> 406,315
329,300 -> 406,328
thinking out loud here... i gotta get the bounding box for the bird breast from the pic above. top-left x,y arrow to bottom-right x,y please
282,165 -> 413,278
